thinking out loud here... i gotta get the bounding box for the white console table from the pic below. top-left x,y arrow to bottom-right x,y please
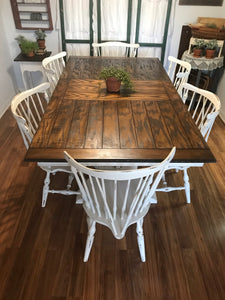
14,52 -> 51,90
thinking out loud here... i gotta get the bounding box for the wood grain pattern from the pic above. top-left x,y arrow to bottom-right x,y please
1,109 -> 225,300
26,57 -> 214,163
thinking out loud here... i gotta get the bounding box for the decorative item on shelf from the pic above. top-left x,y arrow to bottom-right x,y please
19,39 -> 38,57
15,35 -> 26,53
189,22 -> 225,40
99,67 -> 133,93
34,29 -> 47,55
205,39 -> 218,59
193,39 -> 205,57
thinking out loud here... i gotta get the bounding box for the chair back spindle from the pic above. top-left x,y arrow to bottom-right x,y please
181,83 -> 221,142
65,147 -> 175,244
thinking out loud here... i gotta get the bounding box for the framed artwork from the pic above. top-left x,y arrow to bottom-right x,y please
179,0 -> 223,5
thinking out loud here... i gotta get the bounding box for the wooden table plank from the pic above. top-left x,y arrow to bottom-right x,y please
66,101 -> 90,148
145,102 -> 172,148
47,99 -> 74,148
158,102 -> 193,148
25,57 -> 215,164
25,148 -> 216,163
103,101 -> 120,148
84,101 -> 103,148
117,101 -> 137,148
131,101 -> 155,148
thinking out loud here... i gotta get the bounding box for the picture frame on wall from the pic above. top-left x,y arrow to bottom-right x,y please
179,0 -> 223,5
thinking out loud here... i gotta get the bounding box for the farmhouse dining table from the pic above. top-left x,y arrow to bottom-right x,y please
24,56 -> 215,201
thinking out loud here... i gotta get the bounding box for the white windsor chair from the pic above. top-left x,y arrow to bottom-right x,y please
167,56 -> 191,96
92,42 -> 139,57
11,82 -> 79,207
157,83 -> 221,204
42,51 -> 67,95
64,147 -> 176,262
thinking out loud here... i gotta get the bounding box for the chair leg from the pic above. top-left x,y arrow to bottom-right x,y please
136,218 -> 146,262
67,173 -> 74,190
183,168 -> 191,204
42,171 -> 50,207
84,217 -> 96,262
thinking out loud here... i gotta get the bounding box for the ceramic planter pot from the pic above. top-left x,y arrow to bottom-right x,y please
193,48 -> 202,57
106,77 -> 121,92
205,49 -> 215,59
37,39 -> 45,49
26,51 -> 35,57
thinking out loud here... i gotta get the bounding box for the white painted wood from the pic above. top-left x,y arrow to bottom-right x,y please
11,83 -> 79,207
92,42 -> 140,57
181,83 -> 221,142
42,51 -> 67,95
162,83 -> 221,204
64,147 -> 176,262
167,56 -> 191,96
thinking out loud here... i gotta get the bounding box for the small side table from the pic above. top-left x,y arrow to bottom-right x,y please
14,52 -> 51,90
181,50 -> 224,92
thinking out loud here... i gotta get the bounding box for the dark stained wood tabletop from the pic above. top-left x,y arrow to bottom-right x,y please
25,56 -> 215,163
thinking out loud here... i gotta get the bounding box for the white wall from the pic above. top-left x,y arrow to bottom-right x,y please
0,0 -> 225,122
170,1 -> 225,122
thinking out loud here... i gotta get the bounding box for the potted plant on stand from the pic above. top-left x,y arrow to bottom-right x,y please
99,67 -> 133,92
193,39 -> 205,57
205,39 -> 218,59
20,39 -> 38,57
34,29 -> 46,50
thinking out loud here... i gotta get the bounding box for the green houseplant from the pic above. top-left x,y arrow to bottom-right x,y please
193,39 -> 205,57
20,39 -> 38,57
205,39 -> 218,58
99,67 -> 133,92
34,29 -> 46,49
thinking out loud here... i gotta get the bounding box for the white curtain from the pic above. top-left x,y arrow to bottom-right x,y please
60,0 -> 176,60
63,0 -> 91,56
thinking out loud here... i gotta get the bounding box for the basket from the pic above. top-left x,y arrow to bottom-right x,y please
191,28 -> 225,40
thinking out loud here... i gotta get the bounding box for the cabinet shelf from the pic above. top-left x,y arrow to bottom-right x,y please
10,0 -> 53,30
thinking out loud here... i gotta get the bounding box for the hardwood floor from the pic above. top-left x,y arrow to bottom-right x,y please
0,108 -> 225,300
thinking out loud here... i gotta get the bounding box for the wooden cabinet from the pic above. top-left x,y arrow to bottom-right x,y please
10,0 -> 53,31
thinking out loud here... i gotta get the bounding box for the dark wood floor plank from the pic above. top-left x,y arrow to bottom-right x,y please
0,108 -> 225,299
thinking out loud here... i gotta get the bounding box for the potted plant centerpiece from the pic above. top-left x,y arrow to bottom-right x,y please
193,39 -> 205,57
35,29 -> 46,49
205,39 -> 218,59
99,67 -> 133,92
20,39 -> 38,57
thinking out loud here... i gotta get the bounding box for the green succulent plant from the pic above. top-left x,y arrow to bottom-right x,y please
15,35 -> 26,44
206,39 -> 218,50
194,38 -> 205,49
20,39 -> 38,54
34,29 -> 46,40
99,67 -> 133,89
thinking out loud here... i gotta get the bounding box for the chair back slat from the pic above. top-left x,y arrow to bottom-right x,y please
181,83 -> 221,142
42,51 -> 67,95
92,42 -> 139,57
65,147 -> 176,239
167,56 -> 191,96
11,82 -> 50,149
